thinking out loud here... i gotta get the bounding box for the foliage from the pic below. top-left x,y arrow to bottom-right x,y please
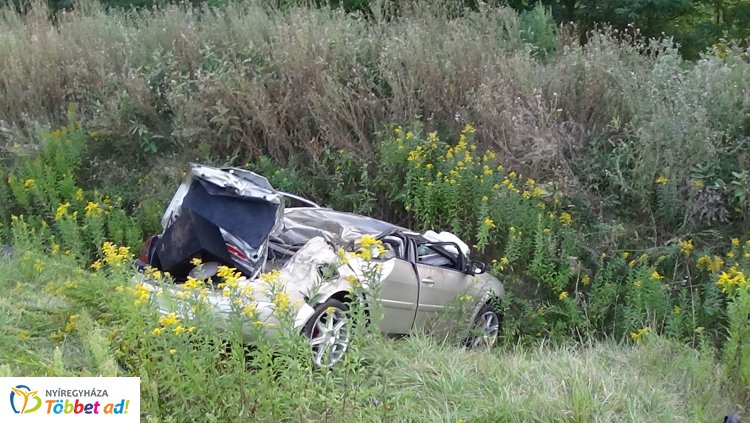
0,239 -> 744,420
2,0 -> 750,405
0,109 -> 149,261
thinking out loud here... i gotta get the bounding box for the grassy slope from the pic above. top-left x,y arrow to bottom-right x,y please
0,252 -> 741,422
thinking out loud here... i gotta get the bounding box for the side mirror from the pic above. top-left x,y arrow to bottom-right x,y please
469,261 -> 486,275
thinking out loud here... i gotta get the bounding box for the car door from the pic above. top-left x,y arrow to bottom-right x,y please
376,234 -> 419,335
412,242 -> 473,329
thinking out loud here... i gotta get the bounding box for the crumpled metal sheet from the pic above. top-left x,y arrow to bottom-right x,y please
162,163 -> 284,233
275,208 -> 406,247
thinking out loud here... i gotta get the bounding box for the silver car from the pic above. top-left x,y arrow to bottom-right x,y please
136,164 -> 504,367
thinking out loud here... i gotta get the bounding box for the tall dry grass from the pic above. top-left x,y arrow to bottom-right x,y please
1,0 -> 749,237
0,1 -> 596,167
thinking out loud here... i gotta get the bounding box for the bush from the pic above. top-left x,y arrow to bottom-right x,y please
0,107 -> 149,260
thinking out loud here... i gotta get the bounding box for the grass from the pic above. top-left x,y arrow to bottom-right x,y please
0,249 -> 743,422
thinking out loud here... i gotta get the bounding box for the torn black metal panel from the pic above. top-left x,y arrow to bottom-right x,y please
154,209 -> 231,276
183,180 -> 277,249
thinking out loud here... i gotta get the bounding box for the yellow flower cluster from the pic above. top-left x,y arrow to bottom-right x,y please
717,266 -> 747,291
242,304 -> 257,318
131,283 -> 150,306
629,327 -> 651,343
273,291 -> 291,314
696,255 -> 724,272
581,274 -> 590,286
151,312 -> 195,337
217,265 -> 243,288
345,274 -> 360,288
159,312 -> 179,326
679,239 -> 694,255
559,212 -> 573,226
356,234 -> 385,261
84,201 -> 102,217
98,241 -> 132,268
64,315 -> 79,333
55,203 -> 71,220
655,175 -> 669,184
183,276 -> 204,290
258,269 -> 281,287
143,266 -> 165,281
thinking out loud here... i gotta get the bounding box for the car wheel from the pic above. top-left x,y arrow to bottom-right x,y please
468,303 -> 501,348
302,299 -> 350,368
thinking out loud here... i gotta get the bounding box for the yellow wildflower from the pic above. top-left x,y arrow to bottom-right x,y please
242,304 -> 257,318
629,327 -> 651,343
55,203 -> 70,220
679,239 -> 694,255
710,256 -> 724,272
64,315 -> 78,333
345,274 -> 360,288
483,217 -> 496,229
84,201 -> 102,217
558,291 -> 568,300
655,175 -> 669,184
581,275 -> 590,286
673,306 -> 681,315
716,266 -> 747,291
172,325 -> 185,335
649,271 -> 662,281
559,212 -> 573,226
273,292 -> 291,313
152,328 -> 162,336
360,234 -> 378,249
183,276 -> 203,290
159,312 -> 179,327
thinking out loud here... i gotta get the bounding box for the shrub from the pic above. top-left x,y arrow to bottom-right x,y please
0,108 -> 148,260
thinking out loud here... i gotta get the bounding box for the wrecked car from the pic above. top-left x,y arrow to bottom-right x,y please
136,164 -> 504,367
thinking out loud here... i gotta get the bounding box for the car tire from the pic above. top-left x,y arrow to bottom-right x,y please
467,302 -> 501,348
302,299 -> 350,368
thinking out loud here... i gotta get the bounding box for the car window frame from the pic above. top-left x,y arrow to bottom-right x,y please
415,241 -> 466,273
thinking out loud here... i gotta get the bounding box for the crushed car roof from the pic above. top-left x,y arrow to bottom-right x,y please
276,207 -> 408,246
